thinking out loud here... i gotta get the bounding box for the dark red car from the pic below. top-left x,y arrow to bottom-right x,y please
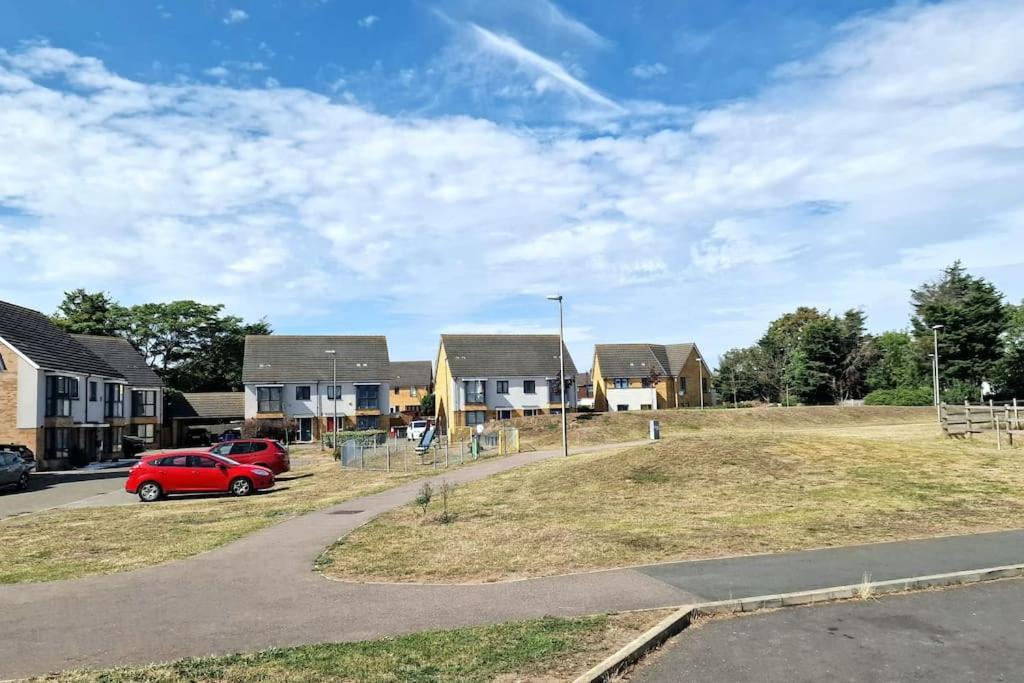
207,438 -> 290,475
125,452 -> 275,502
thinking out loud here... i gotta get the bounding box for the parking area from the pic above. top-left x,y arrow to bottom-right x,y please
632,578 -> 1024,682
0,468 -> 132,519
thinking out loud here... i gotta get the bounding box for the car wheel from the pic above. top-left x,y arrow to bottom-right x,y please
230,477 -> 253,497
138,481 -> 162,502
16,472 -> 29,491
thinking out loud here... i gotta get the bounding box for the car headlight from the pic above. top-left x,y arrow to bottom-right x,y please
253,468 -> 272,477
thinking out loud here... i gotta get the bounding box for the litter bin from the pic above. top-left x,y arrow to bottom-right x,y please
649,419 -> 660,440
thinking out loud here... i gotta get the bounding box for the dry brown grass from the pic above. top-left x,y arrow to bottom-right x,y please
321,415 -> 1024,583
0,446 -> 417,583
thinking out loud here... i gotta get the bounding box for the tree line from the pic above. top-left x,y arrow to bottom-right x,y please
716,262 -> 1023,405
52,289 -> 271,393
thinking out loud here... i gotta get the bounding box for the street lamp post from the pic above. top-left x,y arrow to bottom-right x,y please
932,324 -> 944,422
696,356 -> 705,410
546,294 -> 568,458
325,350 -> 337,452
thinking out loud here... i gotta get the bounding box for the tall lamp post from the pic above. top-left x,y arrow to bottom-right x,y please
546,294 -> 569,458
932,324 -> 944,422
325,350 -> 337,452
695,355 -> 705,410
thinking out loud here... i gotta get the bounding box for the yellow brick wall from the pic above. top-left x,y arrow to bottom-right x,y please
592,355 -> 608,412
677,351 -> 712,408
0,341 -> 40,454
434,341 -> 453,431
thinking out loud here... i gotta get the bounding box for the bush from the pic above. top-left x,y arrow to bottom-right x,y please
863,386 -> 934,406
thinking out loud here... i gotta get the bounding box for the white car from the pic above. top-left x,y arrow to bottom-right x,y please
407,420 -> 429,441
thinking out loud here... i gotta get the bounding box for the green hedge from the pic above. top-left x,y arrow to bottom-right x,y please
863,386 -> 934,406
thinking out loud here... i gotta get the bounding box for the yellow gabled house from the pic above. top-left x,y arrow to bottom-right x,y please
592,343 -> 712,412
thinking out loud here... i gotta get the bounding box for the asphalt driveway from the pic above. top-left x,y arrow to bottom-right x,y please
632,578 -> 1024,682
0,468 -> 132,519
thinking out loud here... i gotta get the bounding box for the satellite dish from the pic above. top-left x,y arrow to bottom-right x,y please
476,424 -> 484,434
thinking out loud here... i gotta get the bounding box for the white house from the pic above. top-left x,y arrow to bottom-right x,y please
241,335 -> 391,441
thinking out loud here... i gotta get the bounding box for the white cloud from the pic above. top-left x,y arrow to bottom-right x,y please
223,8 -> 249,25
0,0 -> 1022,363
203,65 -> 229,78
630,62 -> 669,79
531,0 -> 609,49
358,15 -> 379,28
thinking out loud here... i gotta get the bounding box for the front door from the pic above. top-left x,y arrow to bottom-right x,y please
298,417 -> 312,442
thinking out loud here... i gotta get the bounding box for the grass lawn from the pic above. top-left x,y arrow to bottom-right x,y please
28,611 -> 669,683
321,409 -> 1024,583
0,446 -> 418,583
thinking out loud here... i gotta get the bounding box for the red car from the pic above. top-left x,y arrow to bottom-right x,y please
208,439 -> 290,475
125,452 -> 275,502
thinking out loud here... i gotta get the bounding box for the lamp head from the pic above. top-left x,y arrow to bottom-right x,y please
546,294 -> 562,301
932,324 -> 944,330
324,349 -> 336,355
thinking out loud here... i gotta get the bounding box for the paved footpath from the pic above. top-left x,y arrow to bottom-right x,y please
1,439 -> 1023,678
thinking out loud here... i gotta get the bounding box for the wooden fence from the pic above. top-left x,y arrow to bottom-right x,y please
941,400 -> 1024,448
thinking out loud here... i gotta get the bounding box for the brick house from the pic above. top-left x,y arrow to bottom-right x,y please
592,342 -> 713,411
242,335 -> 391,441
433,334 -> 577,434
0,300 -> 141,470
389,360 -> 433,425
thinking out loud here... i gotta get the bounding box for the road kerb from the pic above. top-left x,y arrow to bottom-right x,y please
572,563 -> 1024,683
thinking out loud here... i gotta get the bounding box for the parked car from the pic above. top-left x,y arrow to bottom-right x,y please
122,435 -> 148,458
0,444 -> 35,464
208,438 -> 290,475
407,420 -> 429,442
0,450 -> 34,491
125,452 -> 275,502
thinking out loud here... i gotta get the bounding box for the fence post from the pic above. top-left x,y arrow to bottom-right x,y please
1015,398 -> 1020,430
964,400 -> 972,439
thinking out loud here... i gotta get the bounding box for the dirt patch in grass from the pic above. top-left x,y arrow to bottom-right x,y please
28,610 -> 671,683
514,405 -> 933,450
0,446 -> 417,584
321,421 -> 1024,583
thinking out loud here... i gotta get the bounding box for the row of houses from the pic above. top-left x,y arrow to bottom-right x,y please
0,298 -> 712,469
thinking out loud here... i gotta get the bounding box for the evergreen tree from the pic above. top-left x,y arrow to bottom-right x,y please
52,289 -> 127,336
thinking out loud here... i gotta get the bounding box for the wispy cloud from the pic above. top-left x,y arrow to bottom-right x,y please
630,62 -> 669,79
222,8 -> 249,25
357,15 -> 379,29
467,23 -> 622,111
532,0 -> 609,49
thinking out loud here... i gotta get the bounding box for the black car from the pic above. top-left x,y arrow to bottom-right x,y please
0,451 -> 33,491
0,444 -> 35,464
121,435 -> 148,458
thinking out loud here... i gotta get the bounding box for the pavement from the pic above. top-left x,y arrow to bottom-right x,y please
631,578 -> 1024,682
1,438 -> 1023,678
0,467 -> 131,519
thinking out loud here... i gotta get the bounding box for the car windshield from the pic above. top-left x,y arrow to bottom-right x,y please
412,421 -> 426,427
210,454 -> 241,466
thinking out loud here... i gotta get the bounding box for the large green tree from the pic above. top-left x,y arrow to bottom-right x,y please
910,261 -> 1008,388
52,289 -> 127,336
716,346 -> 773,403
867,330 -> 929,391
999,300 -> 1024,397
785,309 -> 875,404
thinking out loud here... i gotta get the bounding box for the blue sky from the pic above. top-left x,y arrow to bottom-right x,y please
0,0 -> 1022,368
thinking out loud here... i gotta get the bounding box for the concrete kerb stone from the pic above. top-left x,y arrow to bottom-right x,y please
572,563 -> 1024,683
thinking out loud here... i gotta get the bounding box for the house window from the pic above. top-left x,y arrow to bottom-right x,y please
0,355 -> 5,371
132,390 -> 156,417
496,380 -> 509,395
616,404 -> 629,411
44,428 -> 70,459
295,386 -> 311,401
109,426 -> 123,454
465,410 -> 486,426
135,423 -> 155,443
523,408 -> 539,417
464,380 -> 485,404
641,377 -> 653,388
356,385 -> 379,410
410,386 -> 418,397
496,409 -> 512,420
326,384 -> 343,400
613,378 -> 629,389
44,376 -> 73,417
105,383 -> 124,417
394,386 -> 400,395
69,378 -> 79,400
89,381 -> 98,401
356,415 -> 378,430
523,380 -> 536,394
641,404 -> 653,411
548,379 -> 562,400
257,386 -> 282,413
679,377 -> 688,394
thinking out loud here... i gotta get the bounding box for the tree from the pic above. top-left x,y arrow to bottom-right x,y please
779,308 -> 875,404
52,289 -> 127,336
867,331 -> 929,391
420,392 -> 436,416
998,300 -> 1024,397
910,261 -> 1008,389
715,346 -> 771,403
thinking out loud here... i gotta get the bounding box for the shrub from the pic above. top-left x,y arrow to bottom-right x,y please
863,386 -> 934,406
415,482 -> 433,516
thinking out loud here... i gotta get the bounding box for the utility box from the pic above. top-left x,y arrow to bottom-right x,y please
649,419 -> 660,440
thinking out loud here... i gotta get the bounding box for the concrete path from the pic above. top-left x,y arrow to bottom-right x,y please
0,468 -> 130,519
633,577 -> 1024,682
1,437 -> 1023,678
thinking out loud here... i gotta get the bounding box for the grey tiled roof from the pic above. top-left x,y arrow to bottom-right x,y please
664,343 -> 696,375
594,344 -> 668,379
391,360 -> 432,388
72,335 -> 163,387
242,335 -> 391,383
0,300 -> 120,377
441,334 -> 577,378
166,392 -> 244,419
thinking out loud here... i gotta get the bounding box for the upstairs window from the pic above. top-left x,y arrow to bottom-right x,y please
496,380 -> 509,394
356,385 -> 379,410
326,384 -> 343,400
548,379 -> 563,400
613,378 -> 629,389
295,386 -> 311,401
105,383 -> 124,418
257,386 -> 282,413
132,390 -> 156,417
44,376 -> 74,417
464,380 -> 485,404
523,380 -> 536,394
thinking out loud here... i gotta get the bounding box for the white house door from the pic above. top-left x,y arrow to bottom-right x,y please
298,418 -> 312,442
